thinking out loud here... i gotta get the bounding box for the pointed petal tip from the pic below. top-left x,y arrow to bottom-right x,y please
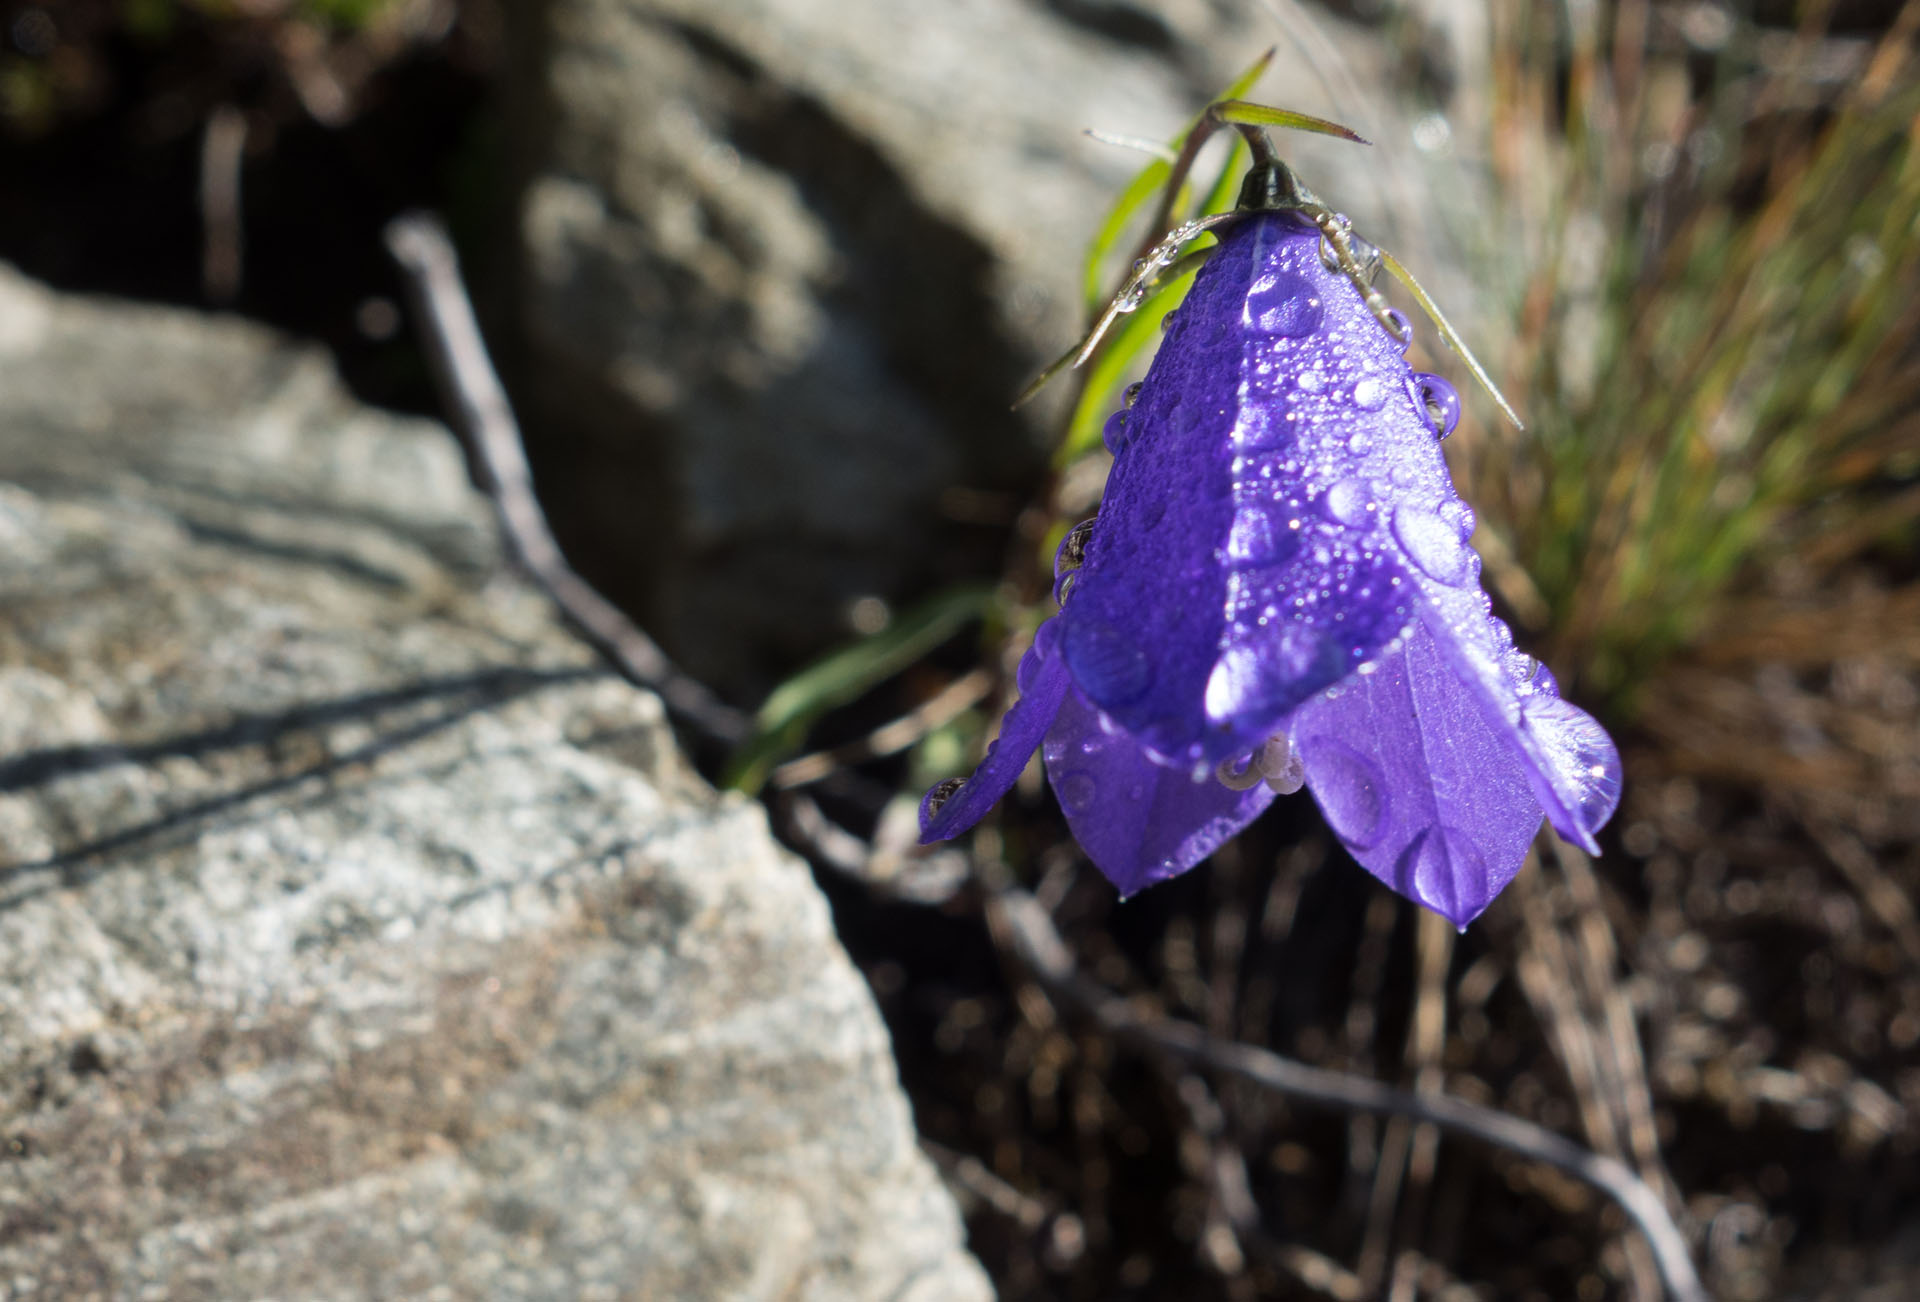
917,778 -> 966,844
1563,823 -> 1604,857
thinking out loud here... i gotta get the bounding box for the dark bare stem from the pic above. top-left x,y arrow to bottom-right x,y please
1232,121 -> 1282,170
1137,111 -> 1231,268
383,212 -> 749,746
200,105 -> 246,304
988,885 -> 1712,1302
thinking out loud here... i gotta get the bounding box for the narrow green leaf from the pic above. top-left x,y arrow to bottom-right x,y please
1212,100 -> 1370,146
726,585 -> 999,792
1379,249 -> 1526,431
1079,47 -> 1276,315
1081,161 -> 1174,315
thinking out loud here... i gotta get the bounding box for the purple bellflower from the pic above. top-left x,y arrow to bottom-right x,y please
921,153 -> 1620,928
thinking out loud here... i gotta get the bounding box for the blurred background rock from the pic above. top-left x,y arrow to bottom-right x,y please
2,0 -> 1918,1299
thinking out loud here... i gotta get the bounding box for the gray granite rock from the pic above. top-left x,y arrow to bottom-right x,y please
505,0 -> 1485,691
0,265 -> 992,1302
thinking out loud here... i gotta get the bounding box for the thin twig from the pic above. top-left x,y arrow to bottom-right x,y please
990,885 -> 1711,1302
200,105 -> 247,303
771,668 -> 993,789
920,1138 -> 1054,1231
384,212 -> 749,746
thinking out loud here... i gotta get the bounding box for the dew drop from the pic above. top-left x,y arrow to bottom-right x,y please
1384,308 -> 1413,352
1102,409 -> 1131,455
1437,498 -> 1475,540
1352,377 -> 1388,410
1170,402 -> 1207,436
1409,826 -> 1486,924
1135,717 -> 1204,766
1203,624 -> 1342,724
1246,273 -> 1324,338
1521,695 -> 1623,837
922,777 -> 966,821
1233,404 -> 1294,451
1297,369 -> 1327,394
1502,648 -> 1541,689
1124,381 -> 1144,408
1063,616 -> 1154,707
1225,504 -> 1303,568
1392,504 -> 1477,587
1054,516 -> 1095,586
1056,769 -> 1098,814
1409,372 -> 1461,438
1347,431 -> 1374,455
1300,739 -> 1388,849
1015,645 -> 1042,693
1325,478 -> 1375,526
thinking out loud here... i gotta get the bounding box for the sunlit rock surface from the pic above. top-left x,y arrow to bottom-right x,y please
0,266 -> 990,1302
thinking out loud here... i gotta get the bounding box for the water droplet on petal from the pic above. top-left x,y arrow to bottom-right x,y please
1409,826 -> 1486,924
1234,403 -> 1294,451
922,777 -> 966,820
1063,616 -> 1154,708
1385,308 -> 1414,352
1056,769 -> 1098,813
1521,695 -> 1623,838
1392,504 -> 1477,586
1246,273 -> 1323,337
1409,372 -> 1461,438
1015,646 -> 1041,693
1347,431 -> 1373,455
1352,377 -> 1388,410
1298,369 -> 1326,393
1102,409 -> 1131,455
1055,517 -> 1095,577
1301,739 -> 1387,849
1124,381 -> 1144,408
1438,498 -> 1475,540
1203,625 -> 1342,725
1325,478 -> 1375,526
1225,504 -> 1303,568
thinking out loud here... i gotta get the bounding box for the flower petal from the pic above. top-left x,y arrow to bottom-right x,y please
1062,214 -> 1416,770
1199,209 -> 1627,858
1290,620 -> 1543,926
1403,588 -> 1622,854
1043,684 -> 1276,898
919,620 -> 1071,844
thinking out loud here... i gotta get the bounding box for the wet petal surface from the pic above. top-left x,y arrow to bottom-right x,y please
1403,588 -> 1622,854
1290,621 -> 1542,926
1043,685 -> 1276,899
919,620 -> 1071,843
1063,214 -> 1418,769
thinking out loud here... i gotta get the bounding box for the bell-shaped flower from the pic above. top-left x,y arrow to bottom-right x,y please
921,209 -> 1620,927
